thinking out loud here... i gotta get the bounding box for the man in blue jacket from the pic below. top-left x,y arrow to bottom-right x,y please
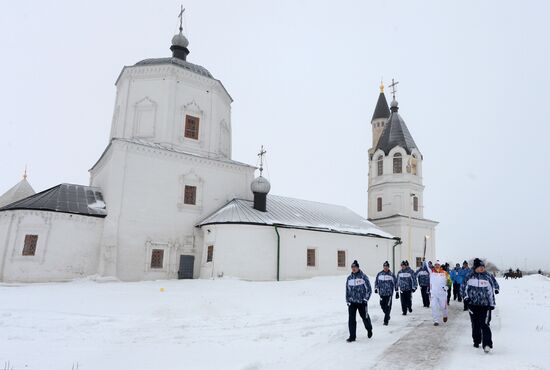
416,261 -> 431,307
396,260 -> 417,315
461,258 -> 499,353
375,261 -> 396,325
450,263 -> 464,302
459,260 -> 472,311
346,260 -> 373,342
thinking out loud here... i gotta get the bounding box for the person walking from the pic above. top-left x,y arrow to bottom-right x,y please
461,258 -> 498,353
425,259 -> 452,326
443,263 -> 452,305
375,261 -> 396,325
450,263 -> 464,301
345,260 -> 373,342
395,261 -> 417,315
460,261 -> 472,311
416,261 -> 431,308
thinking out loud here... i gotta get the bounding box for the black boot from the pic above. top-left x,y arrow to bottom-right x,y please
346,337 -> 356,343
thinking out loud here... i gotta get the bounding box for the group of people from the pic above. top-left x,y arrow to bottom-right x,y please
345,257 -> 500,353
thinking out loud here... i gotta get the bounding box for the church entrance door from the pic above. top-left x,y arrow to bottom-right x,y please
178,255 -> 194,279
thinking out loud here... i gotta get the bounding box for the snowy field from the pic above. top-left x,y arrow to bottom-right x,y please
1,275 -> 549,370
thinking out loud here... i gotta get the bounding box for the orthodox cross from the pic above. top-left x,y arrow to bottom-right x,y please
257,145 -> 267,176
178,5 -> 185,32
389,78 -> 399,100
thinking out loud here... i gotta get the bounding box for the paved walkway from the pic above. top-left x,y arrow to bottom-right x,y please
371,302 -> 468,370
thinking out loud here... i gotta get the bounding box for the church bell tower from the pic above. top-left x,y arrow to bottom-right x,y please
367,80 -> 438,268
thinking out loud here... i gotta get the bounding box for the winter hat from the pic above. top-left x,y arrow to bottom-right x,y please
455,263 -> 460,268
405,260 -> 410,266
434,260 -> 441,266
400,260 -> 406,266
351,260 -> 359,268
463,260 -> 468,265
473,258 -> 485,269
383,261 -> 390,267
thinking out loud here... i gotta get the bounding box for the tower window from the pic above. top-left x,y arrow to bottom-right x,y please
307,249 -> 316,267
184,115 -> 200,140
22,234 -> 38,256
151,249 -> 164,269
393,153 -> 403,174
413,196 -> 419,212
377,156 -> 383,176
184,185 -> 197,205
206,245 -> 214,263
377,197 -> 383,212
411,155 -> 418,175
337,250 -> 346,267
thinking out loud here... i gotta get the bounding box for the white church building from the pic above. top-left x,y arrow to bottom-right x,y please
0,20 -> 436,283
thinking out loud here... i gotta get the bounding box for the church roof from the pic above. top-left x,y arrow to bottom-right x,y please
197,195 -> 395,239
371,92 -> 390,121
0,183 -> 107,218
0,178 -> 35,208
134,57 -> 213,78
374,102 -> 420,155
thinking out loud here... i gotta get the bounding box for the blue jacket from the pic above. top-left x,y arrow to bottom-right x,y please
450,268 -> 464,284
375,270 -> 396,297
459,267 -> 471,282
461,271 -> 497,308
346,270 -> 372,304
415,265 -> 430,287
396,267 -> 417,292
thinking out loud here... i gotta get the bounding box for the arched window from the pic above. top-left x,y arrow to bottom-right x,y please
393,153 -> 403,174
377,156 -> 383,176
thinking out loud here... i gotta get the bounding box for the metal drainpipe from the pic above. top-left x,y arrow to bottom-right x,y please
275,226 -> 281,281
392,238 -> 402,273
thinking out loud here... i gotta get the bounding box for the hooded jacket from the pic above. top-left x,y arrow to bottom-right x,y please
346,270 -> 372,304
375,270 -> 396,297
461,271 -> 497,308
415,265 -> 430,287
396,267 -> 417,292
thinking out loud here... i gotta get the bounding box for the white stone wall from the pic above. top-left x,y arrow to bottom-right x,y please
90,140 -> 255,281
111,64 -> 232,159
199,224 -> 395,281
368,146 -> 424,219
0,210 -> 103,282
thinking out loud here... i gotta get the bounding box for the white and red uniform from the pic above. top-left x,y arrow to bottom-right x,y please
425,260 -> 451,324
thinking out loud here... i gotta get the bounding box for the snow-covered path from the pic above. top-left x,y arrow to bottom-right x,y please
373,303 -> 465,370
0,275 -> 548,369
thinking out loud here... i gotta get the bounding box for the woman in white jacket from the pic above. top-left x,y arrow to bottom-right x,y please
424,259 -> 452,326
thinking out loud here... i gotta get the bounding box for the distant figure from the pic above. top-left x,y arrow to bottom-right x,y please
450,263 -> 463,302
375,261 -> 396,325
416,260 -> 431,308
345,260 -> 373,342
443,263 -> 452,305
461,258 -> 498,353
460,261 -> 472,311
425,259 -> 451,326
396,260 -> 417,316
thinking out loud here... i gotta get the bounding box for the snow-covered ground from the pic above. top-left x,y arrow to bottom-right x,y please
1,274 -> 549,370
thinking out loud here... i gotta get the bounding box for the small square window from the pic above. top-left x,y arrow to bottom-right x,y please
307,249 -> 316,267
151,249 -> 164,269
184,185 -> 197,205
22,234 -> 38,256
337,250 -> 346,267
184,115 -> 200,140
207,245 -> 214,263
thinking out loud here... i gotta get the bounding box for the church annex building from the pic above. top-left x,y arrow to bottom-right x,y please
0,21 -> 437,283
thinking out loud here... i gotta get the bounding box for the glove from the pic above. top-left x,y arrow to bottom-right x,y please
412,288 -> 416,293
495,289 -> 499,295
374,289 -> 378,294
347,302 -> 350,306
395,292 -> 400,299
464,298 -> 470,305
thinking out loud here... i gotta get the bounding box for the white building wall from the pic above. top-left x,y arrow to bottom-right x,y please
112,65 -> 232,159
90,140 -> 255,281
0,211 -> 103,283
199,224 -> 395,281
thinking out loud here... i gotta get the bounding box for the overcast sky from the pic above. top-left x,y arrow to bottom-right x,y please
1,1 -> 549,270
